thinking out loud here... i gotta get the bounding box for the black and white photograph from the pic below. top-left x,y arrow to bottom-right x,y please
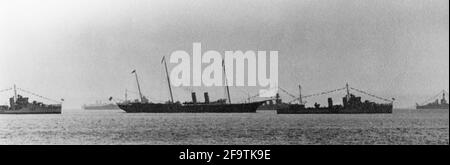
0,0 -> 448,162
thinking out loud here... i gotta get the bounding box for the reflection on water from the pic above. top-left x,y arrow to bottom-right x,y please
0,109 -> 448,144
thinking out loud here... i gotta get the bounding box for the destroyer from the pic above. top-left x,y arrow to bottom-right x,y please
116,57 -> 265,113
416,90 -> 449,110
0,85 -> 62,114
277,83 -> 393,114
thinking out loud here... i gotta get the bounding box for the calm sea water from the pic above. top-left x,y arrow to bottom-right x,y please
0,109 -> 448,145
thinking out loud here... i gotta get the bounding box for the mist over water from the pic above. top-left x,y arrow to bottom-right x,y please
0,109 -> 447,145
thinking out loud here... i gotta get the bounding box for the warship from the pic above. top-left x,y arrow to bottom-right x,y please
276,83 -> 393,114
0,85 -> 62,114
116,57 -> 265,113
416,90 -> 449,110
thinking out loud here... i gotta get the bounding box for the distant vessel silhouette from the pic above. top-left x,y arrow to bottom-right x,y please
82,101 -> 119,110
416,90 -> 449,110
0,85 -> 62,114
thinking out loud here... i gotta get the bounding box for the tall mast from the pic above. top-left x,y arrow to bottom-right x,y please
132,70 -> 144,102
222,60 -> 231,104
162,56 -> 174,103
298,84 -> 303,104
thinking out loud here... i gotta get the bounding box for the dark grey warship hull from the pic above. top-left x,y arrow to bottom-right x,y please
0,108 -> 61,114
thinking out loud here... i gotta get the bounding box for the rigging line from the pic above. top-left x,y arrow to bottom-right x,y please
248,93 -> 260,100
349,87 -> 393,103
235,87 -> 276,102
441,90 -> 449,97
247,92 -> 262,100
16,88 -> 62,104
288,98 -> 308,104
444,91 -> 449,97
125,90 -> 162,102
0,88 -> 12,93
288,97 -> 300,103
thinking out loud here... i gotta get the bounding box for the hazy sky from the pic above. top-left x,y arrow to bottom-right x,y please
0,0 -> 448,109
